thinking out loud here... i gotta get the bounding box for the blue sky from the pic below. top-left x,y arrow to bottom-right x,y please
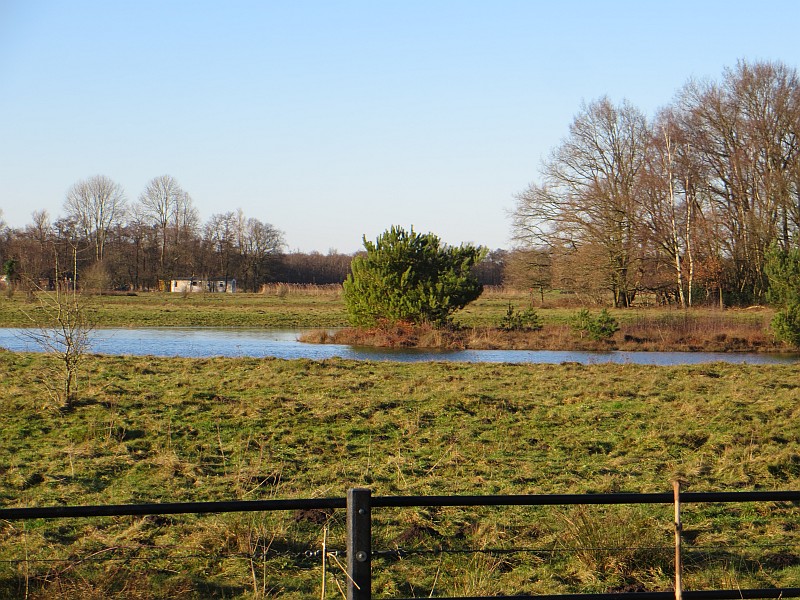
2,1 -> 800,253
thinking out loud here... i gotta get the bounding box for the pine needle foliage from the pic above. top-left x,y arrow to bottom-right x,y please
498,303 -> 543,331
343,226 -> 487,326
765,244 -> 800,307
765,245 -> 800,346
569,308 -> 620,341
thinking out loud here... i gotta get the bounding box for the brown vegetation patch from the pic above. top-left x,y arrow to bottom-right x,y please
321,322 -> 471,349
305,313 -> 784,353
293,507 -> 334,524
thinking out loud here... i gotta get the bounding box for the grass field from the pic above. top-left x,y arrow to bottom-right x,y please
0,286 -> 349,329
1,352 -> 798,598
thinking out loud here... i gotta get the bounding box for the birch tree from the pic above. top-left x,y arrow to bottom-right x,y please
640,115 -> 701,307
674,60 -> 800,302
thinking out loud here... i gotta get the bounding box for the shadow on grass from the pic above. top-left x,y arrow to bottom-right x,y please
0,573 -> 249,599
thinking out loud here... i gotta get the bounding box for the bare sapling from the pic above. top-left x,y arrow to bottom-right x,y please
21,244 -> 94,410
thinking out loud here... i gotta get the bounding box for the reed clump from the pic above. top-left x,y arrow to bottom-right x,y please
323,322 -> 469,349
259,283 -> 342,298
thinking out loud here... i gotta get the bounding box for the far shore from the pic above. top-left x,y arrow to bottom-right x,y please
0,287 -> 792,353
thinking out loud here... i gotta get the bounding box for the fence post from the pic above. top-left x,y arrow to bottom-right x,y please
673,480 -> 683,600
347,488 -> 371,600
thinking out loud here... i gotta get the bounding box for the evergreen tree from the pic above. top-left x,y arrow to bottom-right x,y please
765,245 -> 800,346
343,226 -> 486,326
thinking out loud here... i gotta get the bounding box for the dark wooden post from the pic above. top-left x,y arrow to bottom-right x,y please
347,488 -> 371,600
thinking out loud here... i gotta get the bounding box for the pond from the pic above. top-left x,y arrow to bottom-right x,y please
1,327 -> 799,365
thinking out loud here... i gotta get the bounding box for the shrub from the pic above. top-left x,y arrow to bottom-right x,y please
343,226 -> 486,327
771,302 -> 800,347
569,308 -> 619,341
499,303 -> 543,332
589,308 -> 620,341
569,309 -> 593,338
559,505 -> 672,585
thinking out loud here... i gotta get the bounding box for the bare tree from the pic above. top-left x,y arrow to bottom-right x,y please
503,248 -> 552,302
272,250 -> 354,284
64,175 -> 127,262
0,210 -> 8,289
640,116 -> 697,307
173,190 -> 199,245
19,210 -> 53,290
171,191 -> 201,275
21,243 -> 93,410
239,216 -> 285,290
674,60 -> 800,302
122,203 -> 151,290
513,97 -> 650,307
137,175 -> 185,272
204,211 -> 239,286
30,210 -> 51,241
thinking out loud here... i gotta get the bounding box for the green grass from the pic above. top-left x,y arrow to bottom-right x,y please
0,288 -> 350,328
0,352 -> 798,597
0,287 -> 775,329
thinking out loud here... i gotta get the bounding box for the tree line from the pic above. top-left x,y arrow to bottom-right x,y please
512,59 -> 800,307
5,59 -> 798,304
0,175 -> 359,291
0,177 -> 509,291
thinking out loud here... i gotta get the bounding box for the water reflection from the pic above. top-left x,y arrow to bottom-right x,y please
1,327 -> 798,365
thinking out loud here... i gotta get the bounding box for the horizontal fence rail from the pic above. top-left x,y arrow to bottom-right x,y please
372,490 -> 800,507
1,489 -> 798,600
391,593 -> 800,600
3,490 -> 798,521
0,496 -> 346,520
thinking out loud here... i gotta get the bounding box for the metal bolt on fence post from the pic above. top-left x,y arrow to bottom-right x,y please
347,488 -> 371,600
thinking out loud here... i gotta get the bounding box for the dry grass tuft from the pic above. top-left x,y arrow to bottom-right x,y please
558,505 -> 672,587
259,283 -> 342,298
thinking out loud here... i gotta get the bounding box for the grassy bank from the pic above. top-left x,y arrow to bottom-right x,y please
1,352 -> 798,597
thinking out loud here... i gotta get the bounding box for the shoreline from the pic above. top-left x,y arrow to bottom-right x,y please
301,323 -> 789,354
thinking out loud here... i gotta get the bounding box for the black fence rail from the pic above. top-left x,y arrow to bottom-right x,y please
1,488 -> 798,600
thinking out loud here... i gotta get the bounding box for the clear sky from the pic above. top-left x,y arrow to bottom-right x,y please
2,1 -> 800,253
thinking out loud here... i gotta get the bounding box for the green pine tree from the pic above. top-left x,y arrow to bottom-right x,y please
343,226 -> 486,327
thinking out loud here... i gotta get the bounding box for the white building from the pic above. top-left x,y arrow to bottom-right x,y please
170,277 -> 236,293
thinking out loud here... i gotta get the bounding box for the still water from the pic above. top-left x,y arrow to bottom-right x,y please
1,327 -> 799,365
